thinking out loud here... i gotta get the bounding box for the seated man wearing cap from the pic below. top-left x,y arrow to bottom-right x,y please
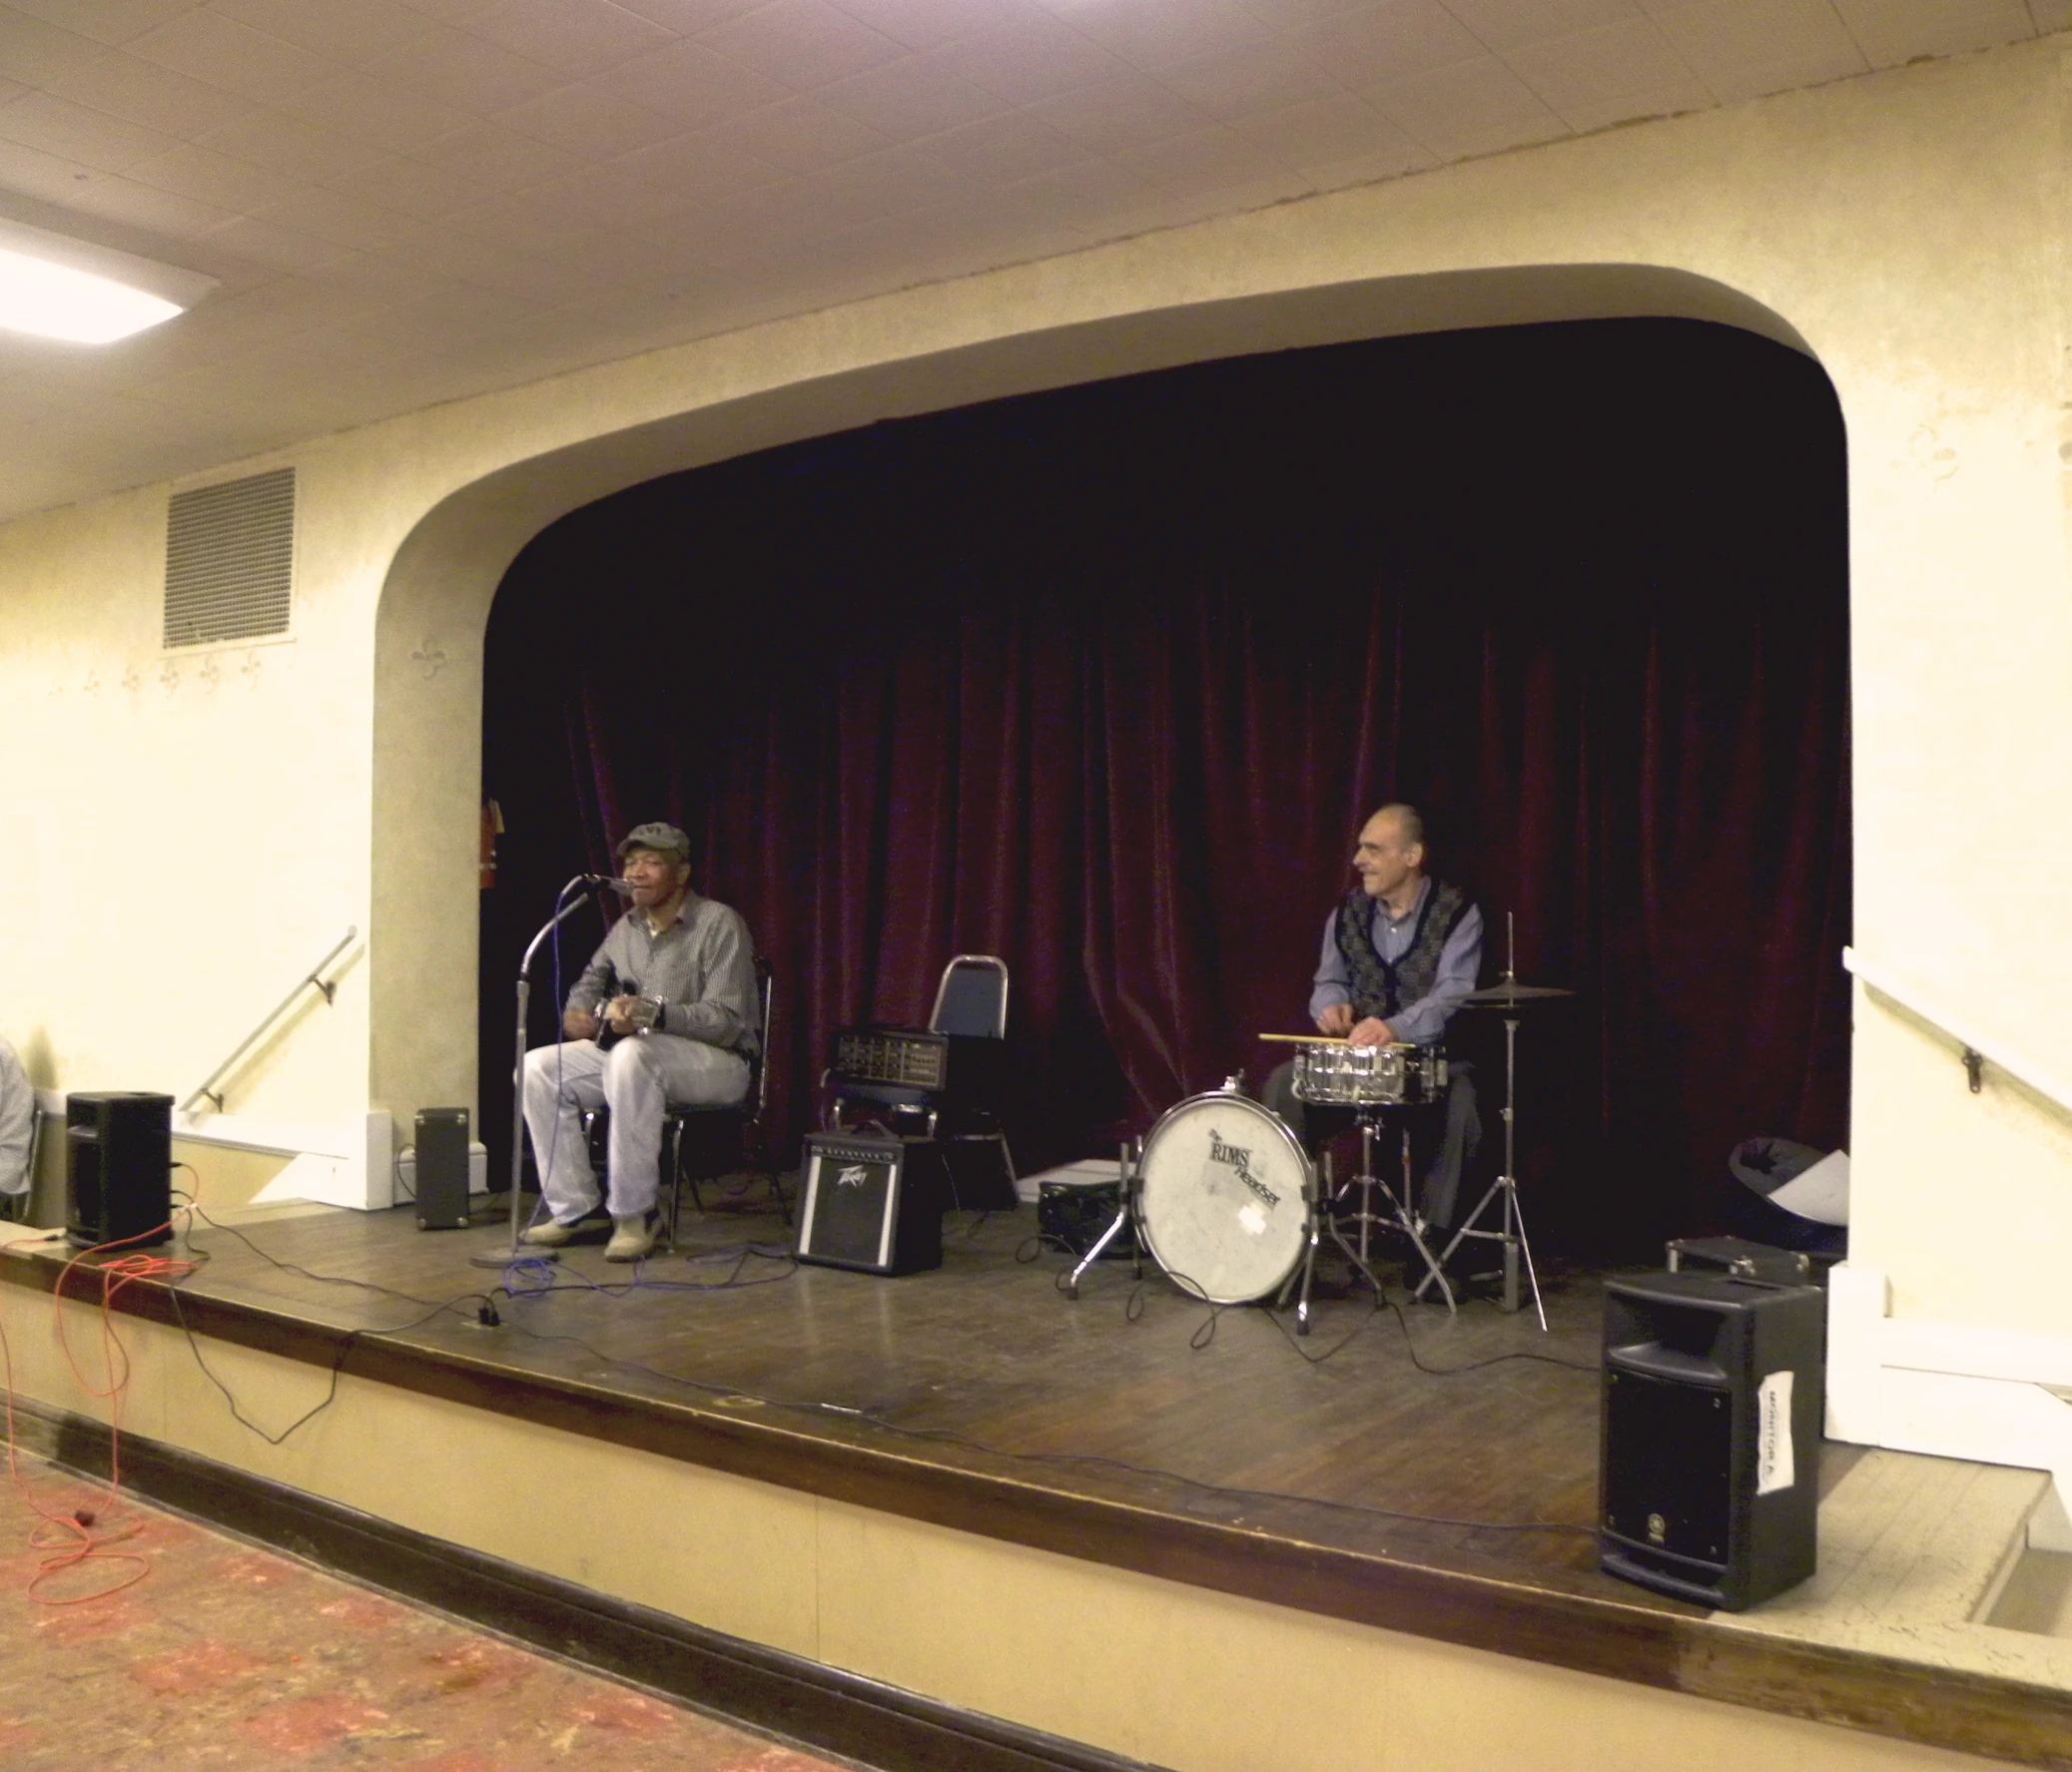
519,823 -> 759,1262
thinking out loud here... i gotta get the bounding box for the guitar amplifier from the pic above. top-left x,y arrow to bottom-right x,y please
794,1130 -> 944,1276
826,1025 -> 1007,1107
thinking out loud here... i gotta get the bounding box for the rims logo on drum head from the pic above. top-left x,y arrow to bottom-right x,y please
1136,1093 -> 1311,1305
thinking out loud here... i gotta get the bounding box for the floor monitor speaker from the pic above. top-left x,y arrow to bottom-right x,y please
66,1091 -> 173,1250
794,1130 -> 943,1276
414,1108 -> 471,1230
1600,1269 -> 1824,1611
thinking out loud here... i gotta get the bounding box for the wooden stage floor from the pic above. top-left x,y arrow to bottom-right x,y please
10,1191 -> 2072,1769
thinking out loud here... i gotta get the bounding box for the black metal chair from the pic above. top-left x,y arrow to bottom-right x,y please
580,957 -> 783,1250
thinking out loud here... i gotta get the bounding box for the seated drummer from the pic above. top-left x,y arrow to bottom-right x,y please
1263,804 -> 1484,1238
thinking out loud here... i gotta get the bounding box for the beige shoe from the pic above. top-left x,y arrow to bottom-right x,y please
519,1218 -> 579,1247
604,1215 -> 655,1262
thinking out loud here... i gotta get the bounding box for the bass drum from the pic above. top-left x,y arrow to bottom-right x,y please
1136,1090 -> 1312,1305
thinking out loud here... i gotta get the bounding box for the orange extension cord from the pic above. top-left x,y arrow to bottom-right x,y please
0,1166 -> 204,1604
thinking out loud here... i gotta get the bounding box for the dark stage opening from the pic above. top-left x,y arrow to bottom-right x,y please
480,316 -> 1849,1262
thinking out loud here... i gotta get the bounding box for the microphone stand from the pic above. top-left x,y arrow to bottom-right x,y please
469,876 -> 602,1272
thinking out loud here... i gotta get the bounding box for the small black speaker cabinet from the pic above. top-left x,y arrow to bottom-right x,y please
414,1108 -> 471,1231
1600,1270 -> 1824,1610
66,1091 -> 173,1250
794,1130 -> 943,1275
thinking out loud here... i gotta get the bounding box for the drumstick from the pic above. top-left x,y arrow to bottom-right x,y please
1256,1032 -> 1349,1044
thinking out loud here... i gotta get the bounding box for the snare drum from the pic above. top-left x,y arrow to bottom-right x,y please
1292,1042 -> 1446,1107
1136,1090 -> 1312,1305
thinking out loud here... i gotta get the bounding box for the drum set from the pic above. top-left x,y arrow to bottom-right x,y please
1064,926 -> 1569,1334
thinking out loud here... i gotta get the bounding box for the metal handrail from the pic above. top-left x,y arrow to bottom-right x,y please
1843,946 -> 2069,1114
180,925 -> 359,1115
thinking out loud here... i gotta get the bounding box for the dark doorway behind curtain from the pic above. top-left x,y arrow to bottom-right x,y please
480,317 -> 1849,1260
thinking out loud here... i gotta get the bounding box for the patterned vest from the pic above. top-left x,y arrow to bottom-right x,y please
1334,880 -> 1469,1022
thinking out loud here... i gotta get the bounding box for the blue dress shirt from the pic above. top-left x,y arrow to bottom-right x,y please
1308,879 -> 1483,1046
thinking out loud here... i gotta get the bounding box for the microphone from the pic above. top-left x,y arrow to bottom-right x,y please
579,875 -> 634,895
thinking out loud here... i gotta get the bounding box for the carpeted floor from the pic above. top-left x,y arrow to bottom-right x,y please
0,1447 -> 854,1771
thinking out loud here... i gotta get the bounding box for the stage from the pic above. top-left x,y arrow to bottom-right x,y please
2,1192 -> 2070,1771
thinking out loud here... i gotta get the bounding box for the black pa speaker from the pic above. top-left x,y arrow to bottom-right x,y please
414,1108 -> 471,1230
794,1130 -> 943,1275
66,1091 -> 173,1250
1600,1270 -> 1824,1610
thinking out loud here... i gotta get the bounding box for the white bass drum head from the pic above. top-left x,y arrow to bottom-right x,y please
1137,1092 -> 1310,1305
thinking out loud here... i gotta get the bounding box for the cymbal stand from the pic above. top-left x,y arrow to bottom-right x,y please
1064,1140 -> 1145,1298
1339,1106 -> 1454,1315
1417,1004 -> 1548,1330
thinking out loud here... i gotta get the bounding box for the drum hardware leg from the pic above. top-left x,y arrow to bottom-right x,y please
1065,1140 -> 1140,1300
1414,1012 -> 1546,1330
1279,1149 -> 1328,1334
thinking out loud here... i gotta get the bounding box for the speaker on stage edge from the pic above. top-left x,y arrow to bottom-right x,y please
66,1091 -> 174,1250
414,1107 -> 471,1231
1599,1268 -> 1824,1611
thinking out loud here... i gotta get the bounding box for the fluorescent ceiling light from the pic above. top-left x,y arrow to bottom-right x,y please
0,217 -> 216,344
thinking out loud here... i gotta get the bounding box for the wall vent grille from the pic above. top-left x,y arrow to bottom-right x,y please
164,467 -> 295,648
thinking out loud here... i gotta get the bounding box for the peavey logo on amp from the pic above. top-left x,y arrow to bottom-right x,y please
836,1163 -> 870,1189
1208,1130 -> 1280,1209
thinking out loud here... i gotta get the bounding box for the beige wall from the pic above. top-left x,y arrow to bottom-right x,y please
4,42 -> 2070,1331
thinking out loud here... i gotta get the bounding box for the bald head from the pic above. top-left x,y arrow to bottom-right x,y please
1353,804 -> 1426,907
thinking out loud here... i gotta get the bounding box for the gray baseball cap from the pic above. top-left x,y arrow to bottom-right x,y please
617,822 -> 690,862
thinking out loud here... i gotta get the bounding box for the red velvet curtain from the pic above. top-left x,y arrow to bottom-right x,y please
482,319 -> 1849,1256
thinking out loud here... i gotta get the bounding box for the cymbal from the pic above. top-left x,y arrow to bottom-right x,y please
1457,982 -> 1576,1009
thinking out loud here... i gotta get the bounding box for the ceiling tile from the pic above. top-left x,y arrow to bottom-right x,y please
2030,0 -> 2072,30
54,167 -> 239,234
694,0 -> 909,90
821,0 -> 1036,54
386,0 -> 502,21
439,187 -> 616,253
276,69 -> 478,150
1230,91 -> 1410,163
808,139 -> 978,213
1282,0 -> 1489,86
981,152 -> 1159,228
697,94 -> 893,169
513,162 -> 699,229
0,7 -> 115,83
818,54 -> 1004,138
1646,0 -> 1867,106
1294,136 -> 1437,189
323,152 -> 500,220
125,138 -> 308,208
1503,18 -> 1714,127
682,176 -> 851,256
0,77 -> 24,104
123,8 -> 341,101
1437,0 -> 1648,53
611,130 -> 788,200
1031,0 -> 1274,70
493,77 -> 687,156
187,210 -> 354,271
563,226 -> 713,288
246,185 -> 424,250
41,48 -> 263,135
0,133 -> 113,204
1152,38 -> 1348,121
357,23 -> 570,113
458,0 -> 678,77
0,90 -> 183,172
1114,122 -> 1296,196
194,106 -> 395,180
913,107 -> 1092,183
408,118 -> 589,189
608,0 -> 769,34
206,0 -> 444,64
921,12 -> 1125,103
1363,53 -> 1568,159
1825,0 -> 2035,70
608,38 -> 804,125
1,0 -> 204,49
1027,72 -> 1214,152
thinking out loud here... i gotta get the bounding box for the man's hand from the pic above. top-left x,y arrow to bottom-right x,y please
602,993 -> 644,1033
1348,1017 -> 1395,1048
563,1005 -> 600,1040
1315,1002 -> 1355,1037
